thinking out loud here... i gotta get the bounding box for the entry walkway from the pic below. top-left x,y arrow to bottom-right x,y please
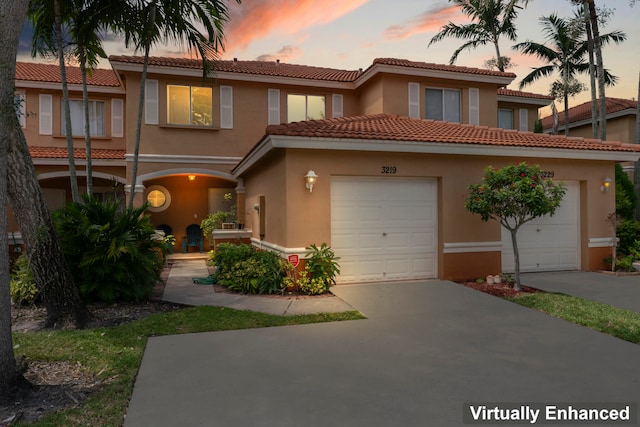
161,259 -> 357,315
125,270 -> 640,426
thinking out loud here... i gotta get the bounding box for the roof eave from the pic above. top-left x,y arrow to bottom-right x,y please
497,95 -> 553,106
355,63 -> 515,89
233,135 -> 640,177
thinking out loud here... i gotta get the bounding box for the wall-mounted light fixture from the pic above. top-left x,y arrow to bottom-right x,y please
305,170 -> 318,193
188,175 -> 196,181
600,176 -> 612,192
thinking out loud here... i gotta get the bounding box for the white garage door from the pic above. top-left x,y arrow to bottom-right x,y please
331,177 -> 437,283
502,181 -> 580,273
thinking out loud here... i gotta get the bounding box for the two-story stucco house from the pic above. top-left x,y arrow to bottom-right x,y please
10,56 -> 640,282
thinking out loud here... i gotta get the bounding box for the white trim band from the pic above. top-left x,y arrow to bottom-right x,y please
443,241 -> 503,254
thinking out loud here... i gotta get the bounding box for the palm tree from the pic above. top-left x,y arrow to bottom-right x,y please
29,0 -> 109,197
513,13 -> 624,135
28,0 -> 81,201
428,0 -> 530,72
116,0 -> 240,207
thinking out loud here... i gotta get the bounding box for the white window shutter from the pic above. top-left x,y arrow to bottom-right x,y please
111,98 -> 124,137
220,86 -> 233,129
519,108 -> 529,131
145,79 -> 158,125
39,94 -> 53,135
268,89 -> 280,125
332,94 -> 343,118
469,88 -> 479,126
408,82 -> 420,118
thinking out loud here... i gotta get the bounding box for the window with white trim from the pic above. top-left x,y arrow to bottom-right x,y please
287,94 -> 325,122
498,108 -> 514,129
167,85 -> 213,126
61,99 -> 105,136
425,88 -> 460,122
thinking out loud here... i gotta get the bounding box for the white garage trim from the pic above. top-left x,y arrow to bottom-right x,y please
501,181 -> 580,273
331,176 -> 438,283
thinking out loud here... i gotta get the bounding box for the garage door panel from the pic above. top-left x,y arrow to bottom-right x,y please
502,182 -> 579,273
332,177 -> 437,283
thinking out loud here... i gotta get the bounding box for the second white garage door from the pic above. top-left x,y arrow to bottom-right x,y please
331,177 -> 437,283
502,181 -> 580,273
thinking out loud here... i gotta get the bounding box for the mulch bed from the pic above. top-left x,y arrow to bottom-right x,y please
460,280 -> 545,298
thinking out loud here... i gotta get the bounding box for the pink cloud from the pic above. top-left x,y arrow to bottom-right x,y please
223,0 -> 368,53
255,45 -> 304,62
383,5 -> 461,40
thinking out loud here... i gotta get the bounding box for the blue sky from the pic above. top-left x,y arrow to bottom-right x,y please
18,0 -> 640,111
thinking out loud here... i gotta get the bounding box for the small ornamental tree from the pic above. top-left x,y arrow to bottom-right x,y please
464,163 -> 566,290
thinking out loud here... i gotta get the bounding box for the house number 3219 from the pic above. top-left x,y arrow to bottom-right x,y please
381,166 -> 397,174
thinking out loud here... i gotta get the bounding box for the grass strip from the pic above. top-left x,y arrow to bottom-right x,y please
508,292 -> 640,344
12,306 -> 364,426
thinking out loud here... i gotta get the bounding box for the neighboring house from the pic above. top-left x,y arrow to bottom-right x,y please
541,98 -> 637,141
12,55 -> 637,281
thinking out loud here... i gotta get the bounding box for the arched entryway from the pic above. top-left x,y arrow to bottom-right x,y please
139,169 -> 242,251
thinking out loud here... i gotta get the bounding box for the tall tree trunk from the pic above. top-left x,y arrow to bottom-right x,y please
0,0 -> 32,402
79,47 -> 93,195
127,2 -> 156,207
587,0 -> 607,140
584,4 -> 598,139
509,228 -> 522,291
7,130 -> 89,328
634,72 -> 640,219
54,0 -> 80,202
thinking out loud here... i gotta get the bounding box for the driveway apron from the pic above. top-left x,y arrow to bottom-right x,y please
124,280 -> 640,426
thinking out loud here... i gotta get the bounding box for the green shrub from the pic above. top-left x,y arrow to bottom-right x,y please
212,244 -> 286,294
10,254 -> 38,306
617,219 -> 640,256
616,164 -> 637,220
297,267 -> 328,295
615,255 -> 636,272
305,243 -> 341,288
54,195 -> 163,303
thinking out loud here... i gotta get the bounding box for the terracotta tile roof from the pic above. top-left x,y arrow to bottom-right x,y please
266,114 -> 640,153
541,98 -> 638,129
497,88 -> 554,101
108,55 -> 517,82
16,62 -> 120,87
29,147 -> 125,160
108,55 -> 362,82
371,58 -> 516,78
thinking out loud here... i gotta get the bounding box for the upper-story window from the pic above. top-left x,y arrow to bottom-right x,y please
167,85 -> 212,126
61,99 -> 105,136
425,88 -> 460,123
287,94 -> 325,122
498,109 -> 514,129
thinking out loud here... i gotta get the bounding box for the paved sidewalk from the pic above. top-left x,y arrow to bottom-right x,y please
161,259 -> 358,315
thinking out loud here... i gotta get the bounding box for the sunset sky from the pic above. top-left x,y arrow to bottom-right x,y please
18,0 -> 640,112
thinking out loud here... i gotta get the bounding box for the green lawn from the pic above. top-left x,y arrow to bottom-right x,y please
508,292 -> 640,344
13,306 -> 364,426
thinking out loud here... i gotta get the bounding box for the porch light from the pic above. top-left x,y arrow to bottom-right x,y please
305,170 -> 318,193
188,175 -> 196,181
601,176 -> 612,192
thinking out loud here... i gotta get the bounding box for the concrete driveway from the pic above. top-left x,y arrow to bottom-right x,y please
124,280 -> 640,426
523,271 -> 640,313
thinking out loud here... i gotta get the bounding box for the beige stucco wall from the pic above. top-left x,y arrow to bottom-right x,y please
356,73 -> 501,127
568,115 -> 636,144
241,145 -> 617,280
21,89 -> 126,151
497,101 -> 542,131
